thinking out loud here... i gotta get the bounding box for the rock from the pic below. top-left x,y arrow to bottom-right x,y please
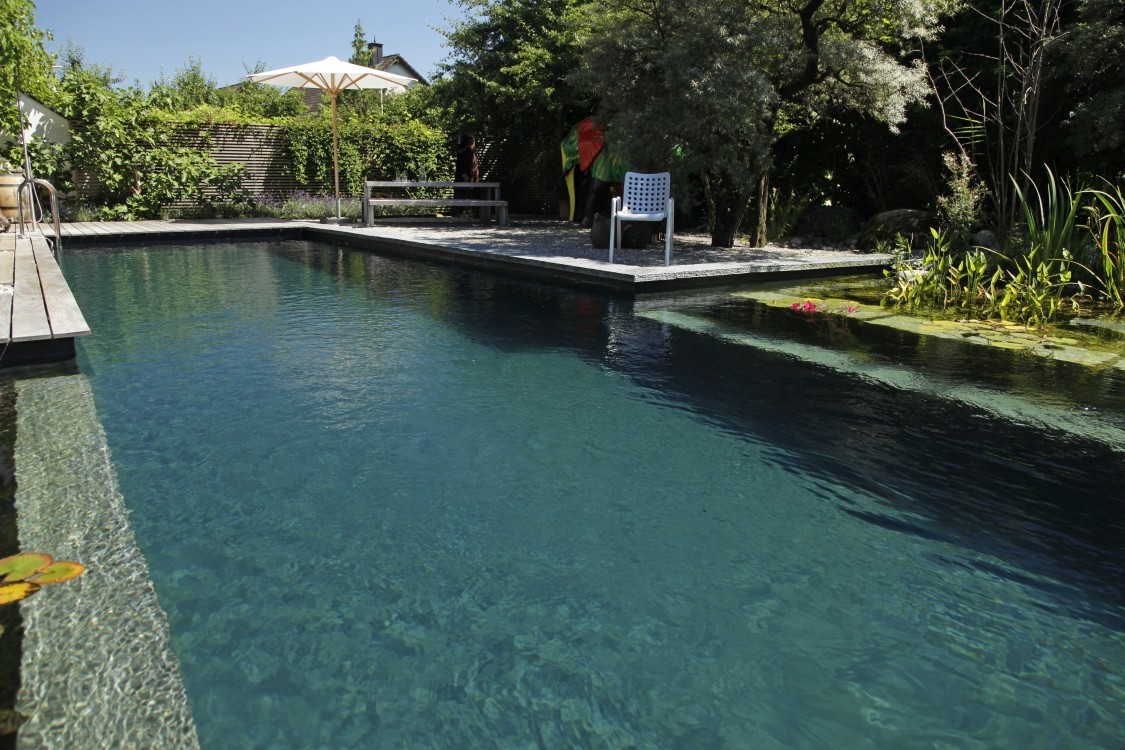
795,206 -> 860,242
971,229 -> 1000,251
856,209 -> 937,252
590,213 -> 654,249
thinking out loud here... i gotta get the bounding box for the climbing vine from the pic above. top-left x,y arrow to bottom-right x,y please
282,117 -> 452,196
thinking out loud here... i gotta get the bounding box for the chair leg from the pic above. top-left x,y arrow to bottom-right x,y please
664,200 -> 675,266
609,216 -> 617,264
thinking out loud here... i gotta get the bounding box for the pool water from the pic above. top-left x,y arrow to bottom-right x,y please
63,240 -> 1123,749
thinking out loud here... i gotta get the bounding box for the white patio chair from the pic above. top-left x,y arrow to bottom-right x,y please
609,171 -> 675,266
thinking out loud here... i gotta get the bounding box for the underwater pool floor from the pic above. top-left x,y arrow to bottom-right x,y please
10,239 -> 1124,749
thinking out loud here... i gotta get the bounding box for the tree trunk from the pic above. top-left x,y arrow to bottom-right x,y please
703,174 -> 757,248
755,172 -> 770,247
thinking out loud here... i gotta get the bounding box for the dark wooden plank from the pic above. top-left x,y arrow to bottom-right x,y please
30,236 -> 90,338
365,181 -> 501,189
11,237 -> 51,343
366,199 -> 508,207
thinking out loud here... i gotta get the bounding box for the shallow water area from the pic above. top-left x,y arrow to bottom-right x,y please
50,240 -> 1125,749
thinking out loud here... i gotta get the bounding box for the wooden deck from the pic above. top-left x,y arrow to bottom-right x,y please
49,217 -> 297,240
0,230 -> 90,363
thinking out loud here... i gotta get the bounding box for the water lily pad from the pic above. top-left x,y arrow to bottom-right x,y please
0,581 -> 41,605
28,561 -> 86,585
0,553 -> 52,583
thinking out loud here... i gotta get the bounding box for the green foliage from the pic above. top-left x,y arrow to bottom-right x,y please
886,228 -> 1003,313
1011,168 -> 1083,272
439,0 -> 590,133
51,58 -> 252,219
885,170 -> 1125,325
765,189 -> 810,242
935,151 -> 987,249
1059,0 -> 1125,177
2,134 -> 65,187
349,20 -> 369,66
0,0 -> 55,133
577,0 -> 952,247
148,55 -> 219,111
436,0 -> 593,201
282,116 -> 452,196
996,252 -> 1077,327
1084,184 -> 1125,308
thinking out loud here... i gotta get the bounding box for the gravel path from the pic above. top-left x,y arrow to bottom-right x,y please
360,217 -> 870,268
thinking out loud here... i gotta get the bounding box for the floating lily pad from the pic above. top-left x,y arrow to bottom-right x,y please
0,552 -> 52,583
0,581 -> 41,605
28,561 -> 86,585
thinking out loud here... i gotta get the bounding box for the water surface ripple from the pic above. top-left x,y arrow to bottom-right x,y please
65,241 -> 1124,750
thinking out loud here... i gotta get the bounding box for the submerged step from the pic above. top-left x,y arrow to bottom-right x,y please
733,290 -> 1125,370
14,375 -> 199,749
639,308 -> 1125,451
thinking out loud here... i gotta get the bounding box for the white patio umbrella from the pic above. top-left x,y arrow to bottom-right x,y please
248,56 -> 415,220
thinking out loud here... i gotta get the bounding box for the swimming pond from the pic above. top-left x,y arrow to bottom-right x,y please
54,239 -> 1124,748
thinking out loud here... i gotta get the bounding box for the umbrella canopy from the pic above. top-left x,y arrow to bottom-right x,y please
249,56 -> 416,218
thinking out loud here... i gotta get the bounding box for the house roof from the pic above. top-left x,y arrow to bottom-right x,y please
375,55 -> 429,86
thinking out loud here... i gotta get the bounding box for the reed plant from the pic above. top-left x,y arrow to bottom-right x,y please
1084,183 -> 1125,308
885,167 -> 1125,326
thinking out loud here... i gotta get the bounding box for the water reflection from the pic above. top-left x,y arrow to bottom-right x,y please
279,241 -> 1124,630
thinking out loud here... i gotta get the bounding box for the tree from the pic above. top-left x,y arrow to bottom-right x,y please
577,0 -> 954,246
53,50 -> 247,219
436,0 -> 594,197
148,55 -> 219,111
1060,0 -> 1125,178
928,0 -> 1071,238
0,0 -> 55,135
349,19 -> 369,66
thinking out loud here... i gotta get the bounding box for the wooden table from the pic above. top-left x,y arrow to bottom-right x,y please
362,181 -> 508,227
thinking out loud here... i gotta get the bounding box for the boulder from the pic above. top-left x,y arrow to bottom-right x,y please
857,209 -> 937,252
971,229 -> 1000,251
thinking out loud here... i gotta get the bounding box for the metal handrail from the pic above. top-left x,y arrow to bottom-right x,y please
15,177 -> 62,252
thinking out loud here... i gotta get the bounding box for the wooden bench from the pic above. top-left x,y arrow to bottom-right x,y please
363,181 -> 508,227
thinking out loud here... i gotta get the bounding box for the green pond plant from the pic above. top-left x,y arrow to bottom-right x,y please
886,168 -> 1125,327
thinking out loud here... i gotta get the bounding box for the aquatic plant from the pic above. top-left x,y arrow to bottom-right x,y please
0,552 -> 85,605
884,169 -> 1123,326
1084,183 -> 1125,308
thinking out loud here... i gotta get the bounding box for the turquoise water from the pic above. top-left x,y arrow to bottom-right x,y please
65,241 -> 1123,749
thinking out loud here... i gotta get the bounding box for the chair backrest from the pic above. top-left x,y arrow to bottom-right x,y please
621,172 -> 670,214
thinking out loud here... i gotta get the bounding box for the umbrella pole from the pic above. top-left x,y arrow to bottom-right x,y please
331,91 -> 341,220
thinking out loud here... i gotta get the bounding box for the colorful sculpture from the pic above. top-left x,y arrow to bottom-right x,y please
561,117 -> 629,225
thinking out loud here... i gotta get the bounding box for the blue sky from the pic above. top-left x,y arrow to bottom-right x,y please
35,0 -> 461,88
